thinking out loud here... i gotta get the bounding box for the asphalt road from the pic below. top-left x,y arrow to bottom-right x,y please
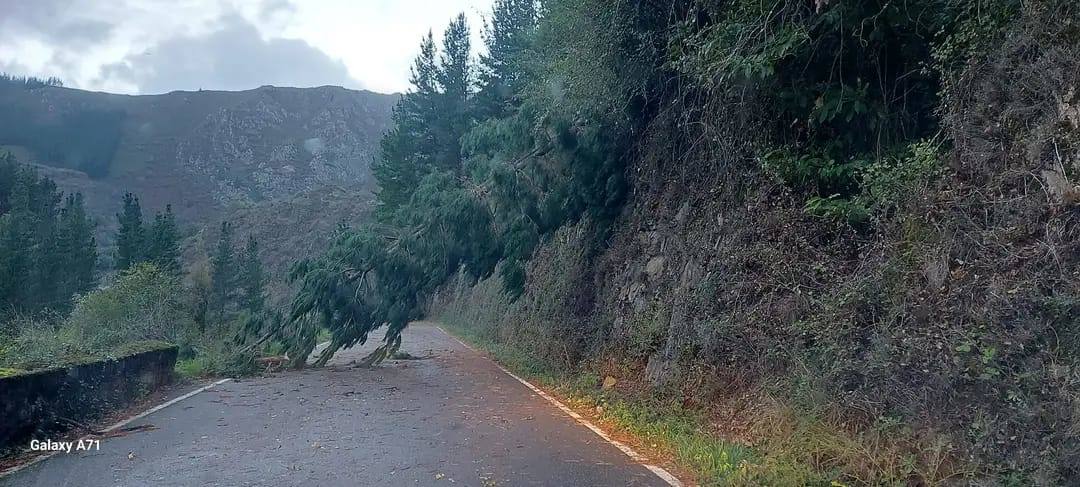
2,323 -> 671,487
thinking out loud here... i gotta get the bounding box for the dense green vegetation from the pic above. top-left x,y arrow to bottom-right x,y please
288,0 -> 995,366
115,192 -> 182,274
0,152 -> 96,316
285,0 -> 1080,483
0,0 -> 1075,482
287,0 -> 633,365
0,152 -> 273,377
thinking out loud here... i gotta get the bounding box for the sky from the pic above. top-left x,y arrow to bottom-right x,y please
0,0 -> 492,95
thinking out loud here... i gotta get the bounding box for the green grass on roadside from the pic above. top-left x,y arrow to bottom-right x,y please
0,367 -> 25,378
0,339 -> 176,373
436,320 -> 942,486
439,321 -> 757,486
174,356 -> 215,379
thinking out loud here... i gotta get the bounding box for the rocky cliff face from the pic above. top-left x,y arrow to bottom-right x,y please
173,86 -> 394,204
0,83 -> 397,273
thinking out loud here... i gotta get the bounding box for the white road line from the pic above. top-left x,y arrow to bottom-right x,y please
0,378 -> 231,479
436,326 -> 684,487
102,378 -> 232,433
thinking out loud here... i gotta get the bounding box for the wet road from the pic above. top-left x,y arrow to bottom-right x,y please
2,323 -> 672,486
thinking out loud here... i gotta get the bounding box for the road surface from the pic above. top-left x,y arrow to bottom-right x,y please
2,323 -> 672,486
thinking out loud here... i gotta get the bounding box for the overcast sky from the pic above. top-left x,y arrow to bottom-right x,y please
0,0 -> 492,95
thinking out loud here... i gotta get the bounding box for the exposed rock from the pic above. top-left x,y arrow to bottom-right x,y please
644,256 -> 665,281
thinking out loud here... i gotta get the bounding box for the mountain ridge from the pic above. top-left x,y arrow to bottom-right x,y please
0,80 -> 397,280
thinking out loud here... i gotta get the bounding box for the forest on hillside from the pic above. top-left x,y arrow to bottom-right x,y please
278,0 -> 1079,484
0,146 -> 275,379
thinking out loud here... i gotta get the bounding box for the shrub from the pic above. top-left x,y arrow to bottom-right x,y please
1,263 -> 253,375
0,264 -> 183,369
65,263 -> 188,348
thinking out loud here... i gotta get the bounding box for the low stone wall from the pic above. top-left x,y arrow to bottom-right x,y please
0,344 -> 178,452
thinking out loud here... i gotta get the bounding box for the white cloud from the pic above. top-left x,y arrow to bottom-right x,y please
277,0 -> 488,94
100,14 -> 358,93
0,0 -> 492,95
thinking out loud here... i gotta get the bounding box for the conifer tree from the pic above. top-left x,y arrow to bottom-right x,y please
115,192 -> 145,271
27,173 -> 61,310
209,221 -> 236,315
57,193 -> 97,301
238,234 -> 266,314
373,31 -> 441,213
434,13 -> 473,171
1,162 -> 41,311
0,154 -> 98,315
373,15 -> 476,217
475,0 -> 538,118
148,204 -> 181,275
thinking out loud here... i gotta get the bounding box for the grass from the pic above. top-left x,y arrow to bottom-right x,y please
437,316 -> 965,486
175,356 -> 216,379
427,229 -> 975,485
109,339 -> 175,358
440,320 -> 756,486
577,388 -> 757,482
0,367 -> 25,378
0,337 -> 176,372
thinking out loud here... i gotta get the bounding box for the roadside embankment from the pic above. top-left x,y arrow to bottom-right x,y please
0,341 -> 177,452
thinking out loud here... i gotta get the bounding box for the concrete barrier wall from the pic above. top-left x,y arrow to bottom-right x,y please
0,344 -> 178,451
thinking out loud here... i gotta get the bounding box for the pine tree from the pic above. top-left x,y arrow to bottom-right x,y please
411,31 -> 442,133
238,234 -> 266,314
0,154 -> 97,315
435,13 -> 473,171
57,193 -> 97,301
115,192 -> 145,271
0,160 -> 39,311
209,221 -> 236,315
373,16 -> 475,217
148,204 -> 181,275
476,0 -> 539,118
373,31 -> 442,213
26,170 -> 61,310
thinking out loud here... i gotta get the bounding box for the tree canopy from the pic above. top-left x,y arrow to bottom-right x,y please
284,0 -> 634,364
283,0 -> 1032,367
0,153 -> 97,316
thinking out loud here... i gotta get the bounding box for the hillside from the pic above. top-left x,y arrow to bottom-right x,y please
0,81 -> 396,275
272,0 -> 1079,484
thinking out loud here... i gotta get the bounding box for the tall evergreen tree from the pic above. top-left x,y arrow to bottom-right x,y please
475,0 -> 539,118
434,13 -> 473,171
0,154 -> 98,315
373,15 -> 476,217
238,234 -> 266,314
209,221 -> 236,315
57,193 -> 97,301
0,160 -> 44,311
148,204 -> 181,275
26,171 -> 61,310
373,31 -> 442,213
114,192 -> 145,271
